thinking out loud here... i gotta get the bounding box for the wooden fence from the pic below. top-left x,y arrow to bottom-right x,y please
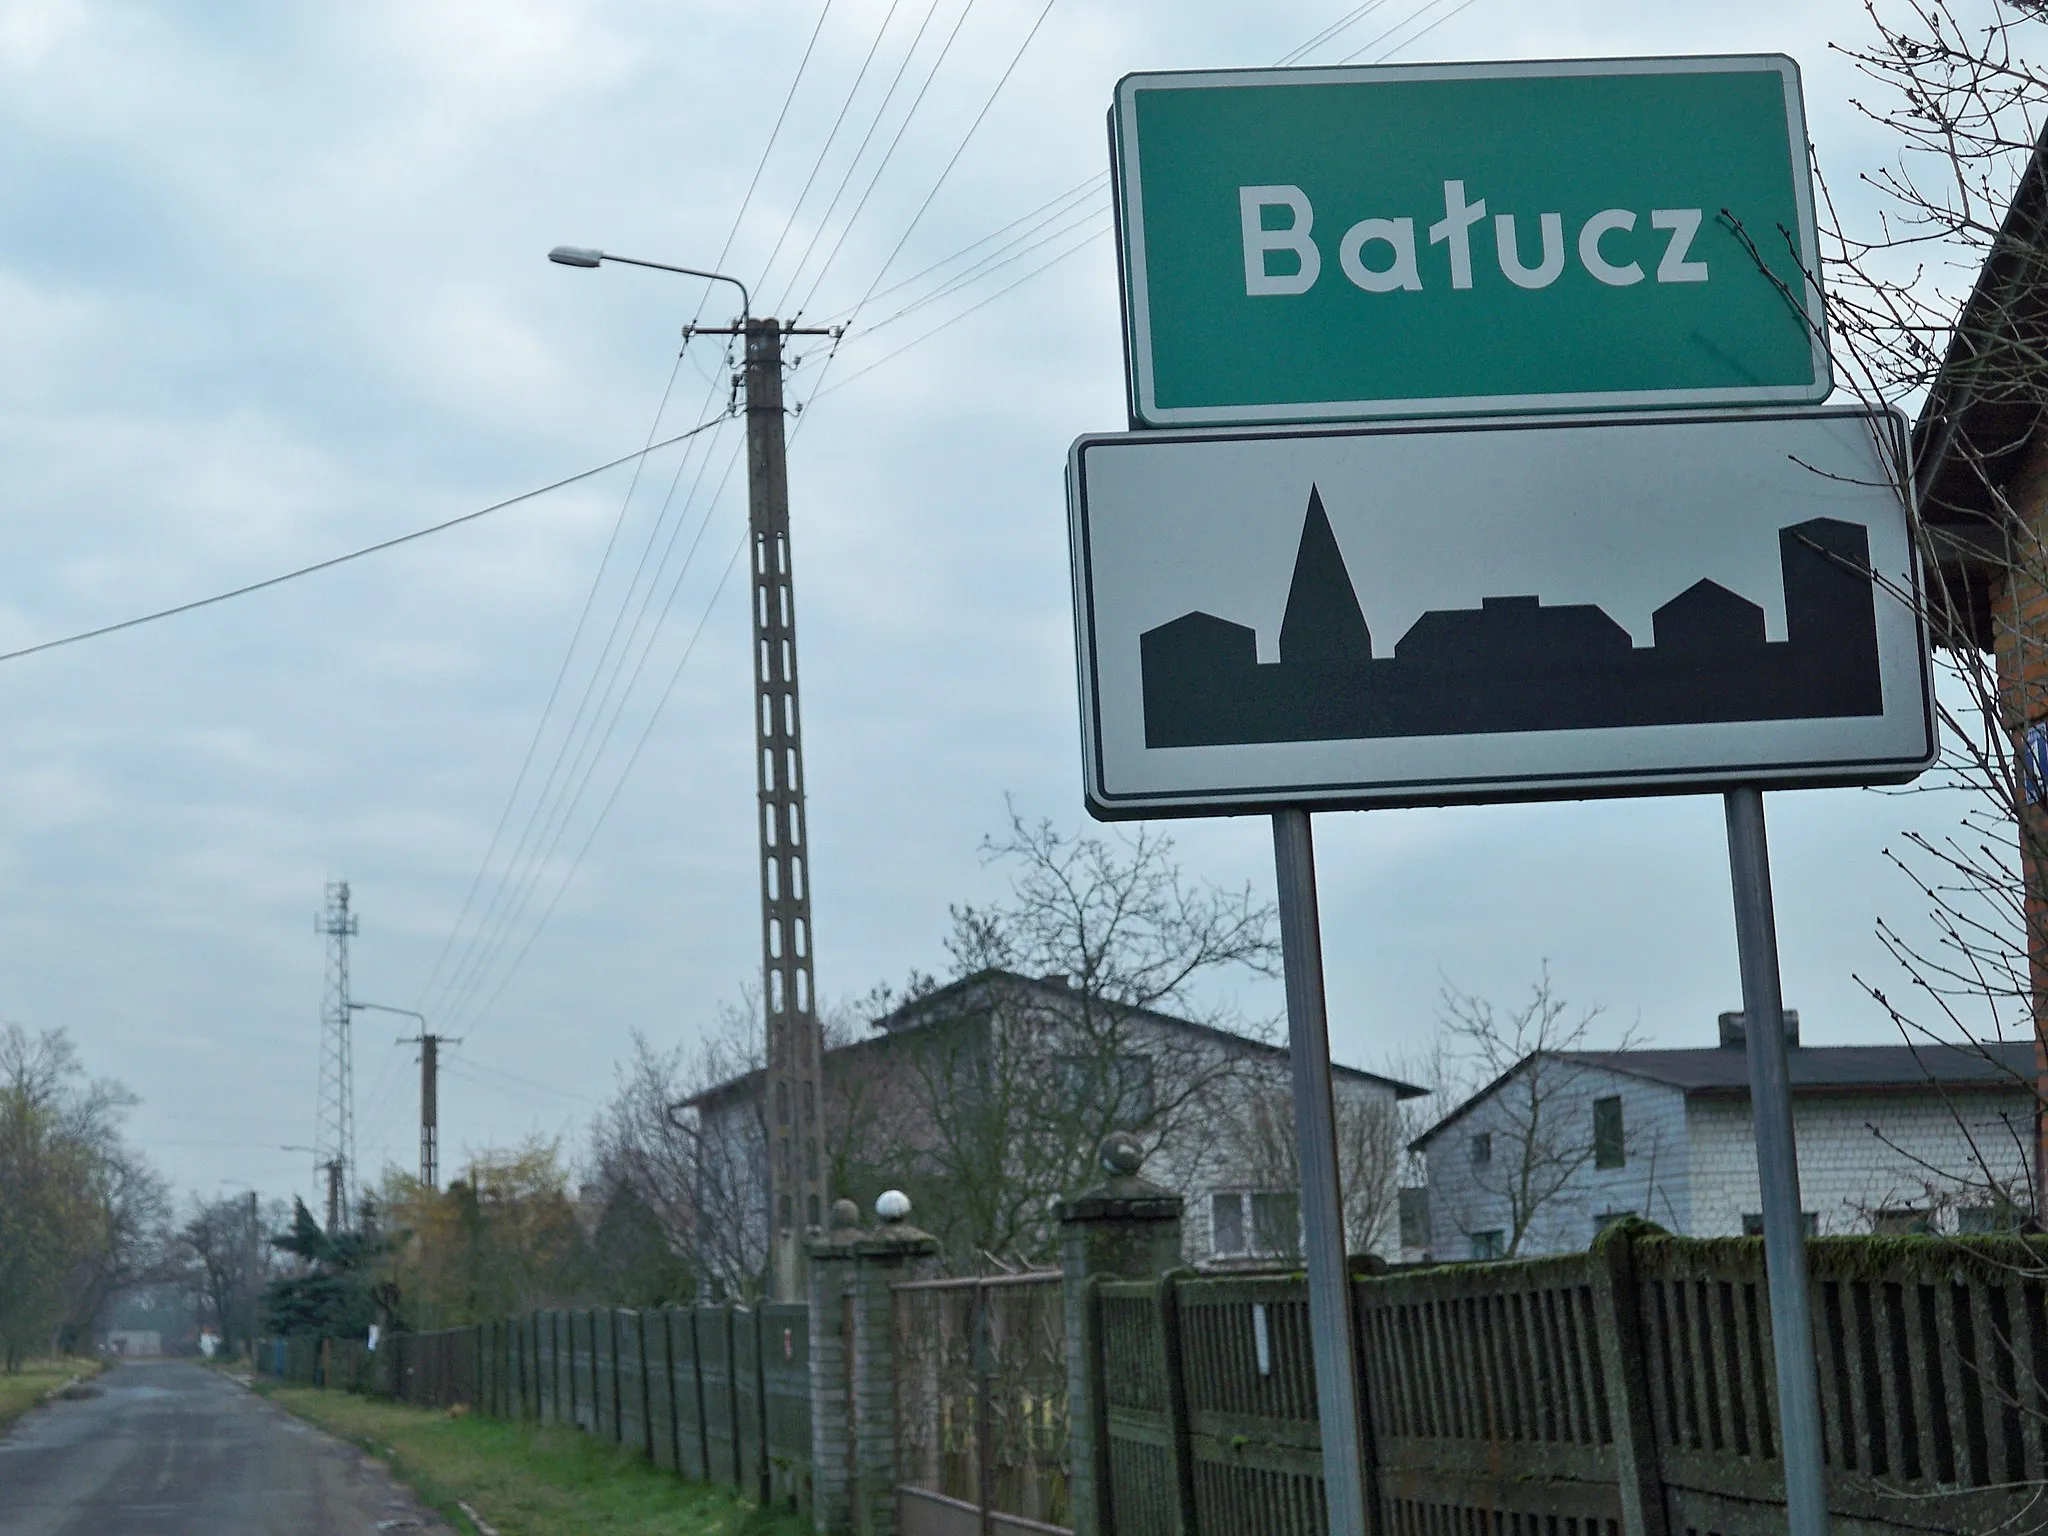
1088,1231 -> 2048,1536
258,1303 -> 811,1514
257,1232 -> 2048,1534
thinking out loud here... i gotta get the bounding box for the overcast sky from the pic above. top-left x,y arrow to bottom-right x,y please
0,0 -> 1992,1215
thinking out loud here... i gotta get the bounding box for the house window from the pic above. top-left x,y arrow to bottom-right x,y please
1470,1230 -> 1504,1261
1211,1191 -> 1301,1258
1212,1193 -> 1246,1254
1958,1203 -> 2021,1234
1741,1212 -> 1819,1238
1873,1207 -> 1932,1236
1251,1191 -> 1301,1257
1592,1096 -> 1625,1169
1398,1187 -> 1431,1248
1470,1133 -> 1492,1166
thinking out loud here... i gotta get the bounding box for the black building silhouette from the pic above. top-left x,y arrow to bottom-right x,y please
1139,488 -> 1884,749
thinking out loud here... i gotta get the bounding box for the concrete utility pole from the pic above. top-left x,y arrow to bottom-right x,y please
546,246 -> 838,1300
322,1158 -> 345,1236
315,882 -> 358,1232
349,1001 -> 448,1190
420,1034 -> 440,1189
741,316 -> 833,1301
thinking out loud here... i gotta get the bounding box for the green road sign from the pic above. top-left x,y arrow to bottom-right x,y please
1113,56 -> 1829,426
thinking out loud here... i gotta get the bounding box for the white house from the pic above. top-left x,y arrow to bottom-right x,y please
1412,1012 -> 2034,1260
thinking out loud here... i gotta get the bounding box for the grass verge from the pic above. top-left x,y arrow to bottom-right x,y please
0,1357 -> 105,1433
258,1384 -> 810,1536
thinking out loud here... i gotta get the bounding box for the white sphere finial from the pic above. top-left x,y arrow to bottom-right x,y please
875,1189 -> 912,1224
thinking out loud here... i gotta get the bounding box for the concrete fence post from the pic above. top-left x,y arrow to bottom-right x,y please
809,1198 -> 865,1534
850,1192 -> 939,1536
1593,1222 -> 1672,1536
1058,1133 -> 1187,1536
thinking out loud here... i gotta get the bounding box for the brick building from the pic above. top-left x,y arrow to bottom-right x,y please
1913,131 -> 2048,1216
1411,1013 -> 2032,1260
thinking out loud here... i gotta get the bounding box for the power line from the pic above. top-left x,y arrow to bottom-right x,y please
422,413 -> 740,1024
434,431 -> 750,1035
443,1053 -> 601,1105
432,444 -> 753,1040
454,525 -> 752,1038
857,197 -> 1108,334
824,175 -> 1107,322
438,454 -> 748,1037
1339,0 -> 1470,62
808,0 -> 1479,345
811,227 -> 1107,400
773,0 -> 942,317
755,0 -> 910,310
412,348 -> 703,1010
839,0 -> 1058,328
428,428 -> 748,1031
1278,0 -> 1396,65
0,414 -> 732,670
702,0 -> 842,296
787,0 -> 981,319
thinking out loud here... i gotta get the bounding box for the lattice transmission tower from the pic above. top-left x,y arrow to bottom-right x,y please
314,880 -> 358,1232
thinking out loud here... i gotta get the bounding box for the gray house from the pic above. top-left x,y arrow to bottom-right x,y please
1412,1013 -> 2034,1260
688,968 -> 1427,1277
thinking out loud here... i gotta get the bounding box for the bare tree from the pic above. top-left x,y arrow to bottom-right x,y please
1198,1076 -> 1408,1259
589,1009 -> 766,1301
180,1193 -> 284,1357
589,993 -> 879,1300
1432,969 -> 1637,1258
1806,0 -> 2048,1228
857,807 -> 1283,1267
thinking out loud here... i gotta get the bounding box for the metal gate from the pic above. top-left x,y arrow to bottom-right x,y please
894,1271 -> 1071,1536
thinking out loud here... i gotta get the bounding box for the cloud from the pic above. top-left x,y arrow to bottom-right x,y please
0,0 -> 1988,1213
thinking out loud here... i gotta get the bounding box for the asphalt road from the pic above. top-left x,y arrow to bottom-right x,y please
0,1360 -> 455,1535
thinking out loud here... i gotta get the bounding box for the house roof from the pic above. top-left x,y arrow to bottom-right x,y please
1914,125 -> 2048,651
1409,1040 -> 2035,1152
686,967 -> 1429,1108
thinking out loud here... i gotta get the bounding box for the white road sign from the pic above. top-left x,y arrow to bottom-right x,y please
1067,405 -> 1934,817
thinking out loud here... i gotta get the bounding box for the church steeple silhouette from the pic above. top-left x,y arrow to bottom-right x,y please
1136,484 -> 1885,748
1278,487 -> 1371,666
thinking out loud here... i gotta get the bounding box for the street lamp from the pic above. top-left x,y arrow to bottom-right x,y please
346,1001 -> 425,1029
547,245 -> 751,322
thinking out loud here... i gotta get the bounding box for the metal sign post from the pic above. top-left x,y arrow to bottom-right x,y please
1723,787 -> 1827,1535
1272,807 -> 1371,1535
1064,51 -> 1920,1536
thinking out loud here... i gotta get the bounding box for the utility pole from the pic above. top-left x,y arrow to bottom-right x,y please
350,1002 -> 448,1190
739,316 -> 835,1301
545,247 -> 837,1300
322,1158 -> 345,1236
315,882 -> 358,1232
420,1034 -> 440,1189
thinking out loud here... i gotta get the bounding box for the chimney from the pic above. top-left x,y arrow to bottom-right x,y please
1718,1009 -> 1800,1049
